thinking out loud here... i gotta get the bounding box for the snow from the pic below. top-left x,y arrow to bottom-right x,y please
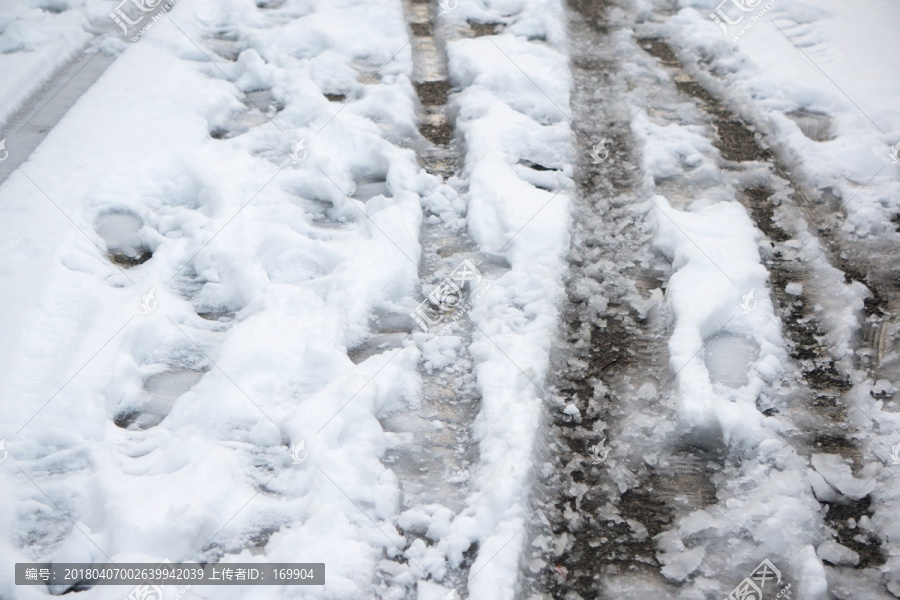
624,20 -> 847,596
785,282 -> 802,296
435,1 -> 571,598
816,540 -> 859,567
651,193 -> 781,442
0,0 -> 98,128
0,0 -> 433,597
0,0 -> 577,595
809,453 -> 877,501
795,545 -> 828,600
656,534 -> 705,581
641,1 -> 900,595
2,0 -> 896,596
657,0 -> 900,235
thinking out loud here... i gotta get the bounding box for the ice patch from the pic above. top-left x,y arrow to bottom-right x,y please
816,539 -> 859,567
809,453 -> 876,500
704,332 -> 760,388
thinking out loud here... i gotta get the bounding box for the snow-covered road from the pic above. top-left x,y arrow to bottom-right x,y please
0,0 -> 897,598
525,0 -> 899,599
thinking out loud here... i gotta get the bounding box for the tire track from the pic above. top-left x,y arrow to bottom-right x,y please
0,47 -> 117,186
527,1 -> 887,596
370,2 -> 501,596
636,31 -> 887,585
521,2 -> 720,597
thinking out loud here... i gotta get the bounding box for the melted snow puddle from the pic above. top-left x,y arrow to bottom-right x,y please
704,332 -> 760,388
307,216 -> 357,230
446,251 -> 510,278
290,195 -> 361,230
516,160 -> 568,192
244,89 -> 283,114
94,210 -> 152,267
353,176 -> 390,202
380,384 -> 477,514
787,110 -> 834,142
653,442 -> 724,509
348,310 -> 416,364
33,0 -> 68,13
207,32 -> 242,62
348,333 -> 407,364
114,368 -> 206,430
195,302 -> 238,323
166,265 -> 244,324
406,3 -> 454,152
210,89 -> 283,139
874,319 -> 900,401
